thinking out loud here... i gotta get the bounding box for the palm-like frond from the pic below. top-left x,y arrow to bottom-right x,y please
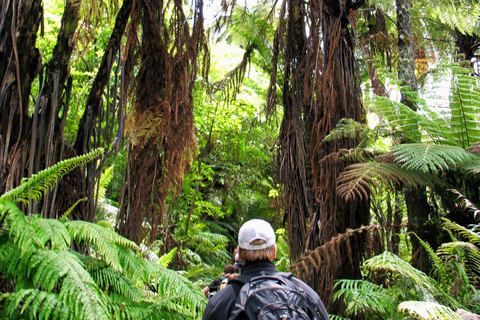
412,233 -> 446,280
391,144 -> 476,173
30,250 -> 109,319
0,148 -> 104,205
332,279 -> 395,317
2,201 -> 43,251
158,247 -> 177,268
337,162 -> 444,201
398,301 -> 463,320
369,95 -> 449,144
337,143 -> 478,201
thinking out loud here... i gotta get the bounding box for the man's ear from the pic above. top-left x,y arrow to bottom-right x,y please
236,245 -> 241,259
273,244 -> 277,260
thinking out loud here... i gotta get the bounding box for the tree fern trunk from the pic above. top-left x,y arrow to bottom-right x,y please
396,0 -> 434,272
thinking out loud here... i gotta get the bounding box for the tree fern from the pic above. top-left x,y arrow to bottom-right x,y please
1,289 -> 70,320
337,143 -> 479,201
442,218 -> 480,247
32,216 -> 71,250
89,264 -> 145,301
143,260 -> 206,318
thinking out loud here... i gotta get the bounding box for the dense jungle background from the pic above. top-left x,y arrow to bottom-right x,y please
2,0 -> 480,319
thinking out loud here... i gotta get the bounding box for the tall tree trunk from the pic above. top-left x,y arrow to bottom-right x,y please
269,0 -> 369,315
276,0 -> 309,262
0,0 -> 83,219
116,0 -> 206,244
396,0 -> 433,272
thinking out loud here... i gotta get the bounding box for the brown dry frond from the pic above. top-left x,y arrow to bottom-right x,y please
291,225 -> 382,311
206,42 -> 253,103
467,142 -> 480,155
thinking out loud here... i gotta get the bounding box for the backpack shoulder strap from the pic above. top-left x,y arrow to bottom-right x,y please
229,271 -> 294,297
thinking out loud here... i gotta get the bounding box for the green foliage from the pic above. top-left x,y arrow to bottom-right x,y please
333,219 -> 480,319
0,152 -> 207,320
274,228 -> 290,272
333,279 -> 395,317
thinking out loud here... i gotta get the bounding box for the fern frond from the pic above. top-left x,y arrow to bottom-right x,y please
369,95 -> 448,144
97,165 -> 114,202
32,217 -> 71,250
65,220 -> 137,269
365,251 -> 460,309
0,289 -> 69,320
412,233 -> 446,280
117,246 -> 145,282
60,197 -> 88,221
0,148 -> 104,205
336,162 -> 442,201
130,108 -> 165,149
398,301 -> 463,320
442,218 -> 480,247
158,247 -> 177,268
144,261 -> 207,318
90,265 -> 145,301
2,202 -> 43,252
332,279 -> 395,317
391,143 -> 476,173
437,241 -> 480,283
29,250 -> 109,320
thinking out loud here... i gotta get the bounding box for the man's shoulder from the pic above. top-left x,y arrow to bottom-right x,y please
202,285 -> 237,320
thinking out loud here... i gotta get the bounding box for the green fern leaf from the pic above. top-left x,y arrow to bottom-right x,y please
27,250 -> 109,319
90,265 -> 144,301
442,218 -> 480,247
65,220 -> 137,270
391,143 -> 476,173
332,279 -> 395,317
0,289 -> 69,320
32,217 -> 71,250
158,247 -> 178,268
365,251 -> 460,310
0,148 -> 104,205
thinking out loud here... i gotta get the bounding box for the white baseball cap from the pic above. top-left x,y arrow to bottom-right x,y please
238,219 -> 276,250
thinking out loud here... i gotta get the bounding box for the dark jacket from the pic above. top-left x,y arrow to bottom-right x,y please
201,260 -> 330,320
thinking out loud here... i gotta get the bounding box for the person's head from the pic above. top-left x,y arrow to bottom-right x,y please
237,219 -> 276,263
223,264 -> 238,276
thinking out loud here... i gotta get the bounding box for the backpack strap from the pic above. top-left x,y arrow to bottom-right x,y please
229,272 -> 294,297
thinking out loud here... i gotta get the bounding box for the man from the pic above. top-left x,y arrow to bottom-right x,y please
203,264 -> 239,298
202,219 -> 330,319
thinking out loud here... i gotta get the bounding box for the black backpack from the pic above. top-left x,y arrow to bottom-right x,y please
228,272 -> 325,320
